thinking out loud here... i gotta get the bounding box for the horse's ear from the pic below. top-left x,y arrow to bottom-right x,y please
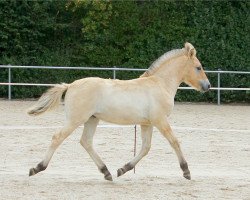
185,42 -> 196,58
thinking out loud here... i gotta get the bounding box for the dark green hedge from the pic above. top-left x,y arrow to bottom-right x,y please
0,0 -> 249,102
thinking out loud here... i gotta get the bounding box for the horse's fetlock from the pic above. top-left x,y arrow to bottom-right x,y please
37,162 -> 47,171
100,165 -> 110,176
180,162 -> 188,171
124,163 -> 134,171
117,168 -> 124,177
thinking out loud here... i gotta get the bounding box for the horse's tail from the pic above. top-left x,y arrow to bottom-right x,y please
27,83 -> 69,116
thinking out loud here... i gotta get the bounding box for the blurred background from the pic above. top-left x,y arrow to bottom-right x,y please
0,0 -> 249,102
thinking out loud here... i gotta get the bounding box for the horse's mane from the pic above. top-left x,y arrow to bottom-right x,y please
140,48 -> 186,77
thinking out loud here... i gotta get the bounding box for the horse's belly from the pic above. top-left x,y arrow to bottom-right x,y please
95,113 -> 150,125
94,103 -> 150,125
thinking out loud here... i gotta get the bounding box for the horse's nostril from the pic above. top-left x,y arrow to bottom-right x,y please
208,84 -> 211,89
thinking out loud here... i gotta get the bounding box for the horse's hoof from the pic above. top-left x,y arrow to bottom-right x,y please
183,172 -> 191,180
29,168 -> 36,176
105,174 -> 113,181
117,168 -> 124,177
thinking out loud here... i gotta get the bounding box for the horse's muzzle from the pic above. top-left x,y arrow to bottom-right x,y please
200,80 -> 211,92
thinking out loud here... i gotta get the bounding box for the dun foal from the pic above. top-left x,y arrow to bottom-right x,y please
28,43 -> 210,181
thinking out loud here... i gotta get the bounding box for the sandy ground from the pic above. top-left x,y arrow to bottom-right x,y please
0,100 -> 250,200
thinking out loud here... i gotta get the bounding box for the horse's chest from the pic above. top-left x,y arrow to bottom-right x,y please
150,94 -> 174,117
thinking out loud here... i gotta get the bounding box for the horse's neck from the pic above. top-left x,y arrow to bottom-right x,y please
153,57 -> 186,96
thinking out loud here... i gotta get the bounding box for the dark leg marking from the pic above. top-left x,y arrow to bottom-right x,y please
100,165 -> 113,181
180,162 -> 191,180
29,162 -> 47,176
180,162 -> 188,171
117,163 -> 134,177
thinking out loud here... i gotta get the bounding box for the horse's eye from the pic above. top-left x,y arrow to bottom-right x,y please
197,66 -> 201,71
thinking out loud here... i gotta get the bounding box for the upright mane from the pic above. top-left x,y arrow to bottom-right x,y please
140,48 -> 186,77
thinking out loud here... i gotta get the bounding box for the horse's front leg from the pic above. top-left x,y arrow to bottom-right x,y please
117,125 -> 153,177
155,118 -> 191,180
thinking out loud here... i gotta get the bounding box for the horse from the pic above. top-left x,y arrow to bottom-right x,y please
28,42 -> 210,181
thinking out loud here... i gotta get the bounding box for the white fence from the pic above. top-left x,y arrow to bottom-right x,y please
0,65 -> 249,105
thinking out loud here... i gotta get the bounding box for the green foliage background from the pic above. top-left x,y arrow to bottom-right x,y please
0,0 -> 249,102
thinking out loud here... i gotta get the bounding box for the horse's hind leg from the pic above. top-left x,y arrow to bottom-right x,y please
155,119 -> 191,180
117,125 -> 153,177
80,117 -> 112,181
29,122 -> 80,176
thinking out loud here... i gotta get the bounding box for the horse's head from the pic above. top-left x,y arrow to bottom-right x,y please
183,42 -> 211,92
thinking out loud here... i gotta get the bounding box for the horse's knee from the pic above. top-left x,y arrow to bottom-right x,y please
79,139 -> 86,147
145,144 -> 151,153
51,134 -> 61,148
80,138 -> 92,150
168,136 -> 180,149
142,144 -> 151,156
172,139 -> 180,148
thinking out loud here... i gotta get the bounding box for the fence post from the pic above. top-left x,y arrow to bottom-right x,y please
134,125 -> 137,174
217,69 -> 221,105
113,66 -> 116,79
8,64 -> 12,100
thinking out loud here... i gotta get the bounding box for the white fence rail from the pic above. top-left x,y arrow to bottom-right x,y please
0,65 -> 249,105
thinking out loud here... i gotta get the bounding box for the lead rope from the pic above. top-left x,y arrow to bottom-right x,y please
134,125 -> 137,174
